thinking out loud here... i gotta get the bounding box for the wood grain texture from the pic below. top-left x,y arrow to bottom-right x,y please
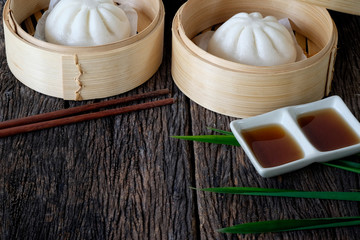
0,0 -> 195,239
0,0 -> 360,240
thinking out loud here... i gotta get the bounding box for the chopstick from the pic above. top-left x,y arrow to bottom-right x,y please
0,89 -> 174,138
0,89 -> 170,129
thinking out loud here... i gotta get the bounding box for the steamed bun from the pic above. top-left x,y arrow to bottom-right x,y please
207,12 -> 297,66
45,0 -> 131,46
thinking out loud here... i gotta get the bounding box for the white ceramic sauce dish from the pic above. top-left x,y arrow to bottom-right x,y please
230,96 -> 360,177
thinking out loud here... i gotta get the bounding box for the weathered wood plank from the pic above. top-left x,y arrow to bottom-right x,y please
0,0 -> 196,239
191,11 -> 360,240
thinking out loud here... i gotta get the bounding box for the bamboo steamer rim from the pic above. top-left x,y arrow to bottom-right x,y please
4,0 -> 163,54
296,0 -> 360,16
174,0 -> 337,74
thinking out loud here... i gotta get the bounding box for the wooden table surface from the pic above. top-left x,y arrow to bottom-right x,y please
1,1 -> 360,239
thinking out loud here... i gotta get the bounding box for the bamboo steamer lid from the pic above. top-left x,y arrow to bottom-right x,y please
3,0 -> 165,100
171,0 -> 338,118
296,0 -> 360,16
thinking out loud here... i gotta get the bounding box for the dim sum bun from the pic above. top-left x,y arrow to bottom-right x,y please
207,12 -> 297,66
45,0 -> 131,46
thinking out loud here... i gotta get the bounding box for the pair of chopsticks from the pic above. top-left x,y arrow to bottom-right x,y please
0,89 -> 174,138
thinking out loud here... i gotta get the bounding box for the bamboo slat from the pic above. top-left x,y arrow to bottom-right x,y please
171,0 -> 338,118
297,0 -> 360,16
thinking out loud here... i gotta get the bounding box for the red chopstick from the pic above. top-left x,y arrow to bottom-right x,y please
0,89 -> 174,138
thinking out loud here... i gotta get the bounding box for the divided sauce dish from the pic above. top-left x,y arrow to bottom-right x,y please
230,96 -> 360,177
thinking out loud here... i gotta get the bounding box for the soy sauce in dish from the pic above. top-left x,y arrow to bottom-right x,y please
241,124 -> 304,168
297,108 -> 360,151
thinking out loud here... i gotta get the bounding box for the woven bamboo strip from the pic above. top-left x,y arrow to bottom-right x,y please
297,0 -> 360,16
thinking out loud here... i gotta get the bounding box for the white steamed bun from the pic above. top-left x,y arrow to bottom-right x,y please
207,12 -> 297,66
45,0 -> 131,46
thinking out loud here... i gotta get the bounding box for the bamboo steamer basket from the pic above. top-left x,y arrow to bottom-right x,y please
171,0 -> 338,118
3,0 -> 165,100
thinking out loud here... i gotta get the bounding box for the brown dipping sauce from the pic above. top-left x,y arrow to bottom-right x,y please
297,108 -> 360,151
241,124 -> 304,168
